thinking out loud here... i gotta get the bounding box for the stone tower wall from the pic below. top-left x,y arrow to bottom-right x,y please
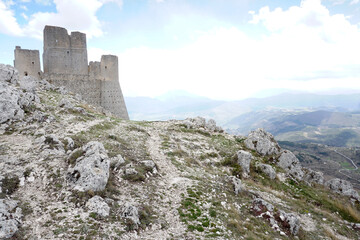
14,46 -> 41,79
43,26 -> 88,75
99,55 -> 129,119
15,25 -> 129,120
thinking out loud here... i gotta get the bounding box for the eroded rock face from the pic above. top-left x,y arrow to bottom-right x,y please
59,98 -> 74,109
0,199 -> 22,239
228,176 -> 242,195
257,163 -> 276,180
303,168 -> 324,186
110,154 -> 125,170
86,196 -> 110,217
0,83 -> 24,124
19,76 -> 37,92
0,64 -> 19,85
244,129 -> 281,156
0,64 -> 40,124
67,141 -> 110,192
121,203 -> 140,228
277,210 -> 300,236
184,117 -> 206,129
277,150 -> 304,181
325,178 -> 360,201
252,198 -> 274,215
184,117 -> 223,132
236,150 -> 253,178
64,137 -> 75,150
252,198 -> 300,236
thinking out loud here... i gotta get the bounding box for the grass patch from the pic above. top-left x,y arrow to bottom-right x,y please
67,149 -> 85,166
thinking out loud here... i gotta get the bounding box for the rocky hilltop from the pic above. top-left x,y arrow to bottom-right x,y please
0,63 -> 359,239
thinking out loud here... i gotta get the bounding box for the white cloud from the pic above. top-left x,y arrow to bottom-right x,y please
111,0 -> 360,100
4,0 -> 14,7
21,12 -> 28,20
20,5 -> 28,10
350,0 -> 360,4
100,0 -> 122,8
88,47 -> 111,62
24,0 -> 104,39
1,0 -> 123,39
0,0 -> 23,36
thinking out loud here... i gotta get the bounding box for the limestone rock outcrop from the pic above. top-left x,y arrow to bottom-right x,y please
0,64 -> 40,124
256,163 -> 276,180
252,198 -> 300,236
303,168 -> 324,186
236,150 -> 253,178
0,64 -> 18,85
19,76 -> 37,92
325,178 -> 360,201
245,128 -> 281,156
0,82 -> 24,124
184,117 -> 223,132
228,176 -> 242,195
86,196 -> 110,217
121,203 -> 140,228
277,150 -> 304,180
67,141 -> 110,192
0,199 -> 22,239
277,210 -> 300,236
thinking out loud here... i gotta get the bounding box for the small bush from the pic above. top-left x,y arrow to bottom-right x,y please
139,205 -> 155,229
1,176 -> 20,195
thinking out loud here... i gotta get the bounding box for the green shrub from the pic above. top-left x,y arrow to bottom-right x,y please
1,176 -> 20,195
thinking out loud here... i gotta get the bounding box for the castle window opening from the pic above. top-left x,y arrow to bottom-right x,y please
32,61 -> 34,64
24,72 -> 28,76
105,66 -> 107,69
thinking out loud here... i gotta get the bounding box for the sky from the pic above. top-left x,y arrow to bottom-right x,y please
1,0 -> 360,100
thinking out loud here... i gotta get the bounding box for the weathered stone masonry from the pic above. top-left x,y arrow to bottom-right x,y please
14,25 -> 129,120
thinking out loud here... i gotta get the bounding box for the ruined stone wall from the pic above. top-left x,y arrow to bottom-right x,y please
101,79 -> 129,119
89,61 -> 102,80
90,55 -> 129,119
40,25 -> 129,119
48,75 -> 102,106
14,46 -> 41,79
43,26 -> 88,75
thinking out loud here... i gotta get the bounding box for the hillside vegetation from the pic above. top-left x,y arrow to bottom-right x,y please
1,64 -> 360,239
228,109 -> 360,147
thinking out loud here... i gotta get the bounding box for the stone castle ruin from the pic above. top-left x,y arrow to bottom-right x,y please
14,25 -> 129,119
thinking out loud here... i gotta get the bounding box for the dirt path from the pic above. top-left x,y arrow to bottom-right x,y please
126,122 -> 193,239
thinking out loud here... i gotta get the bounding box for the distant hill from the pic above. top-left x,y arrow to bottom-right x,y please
125,92 -> 360,126
227,109 -> 360,147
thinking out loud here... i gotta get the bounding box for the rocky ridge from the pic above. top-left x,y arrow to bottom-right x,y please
0,64 -> 359,239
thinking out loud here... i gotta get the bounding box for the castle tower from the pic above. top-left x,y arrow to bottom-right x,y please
100,55 -> 129,119
40,25 -> 129,120
14,46 -> 41,79
43,26 -> 88,75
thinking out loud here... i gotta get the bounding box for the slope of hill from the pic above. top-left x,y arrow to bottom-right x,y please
278,141 -> 360,190
227,109 -> 360,147
125,93 -> 360,127
1,65 -> 360,239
